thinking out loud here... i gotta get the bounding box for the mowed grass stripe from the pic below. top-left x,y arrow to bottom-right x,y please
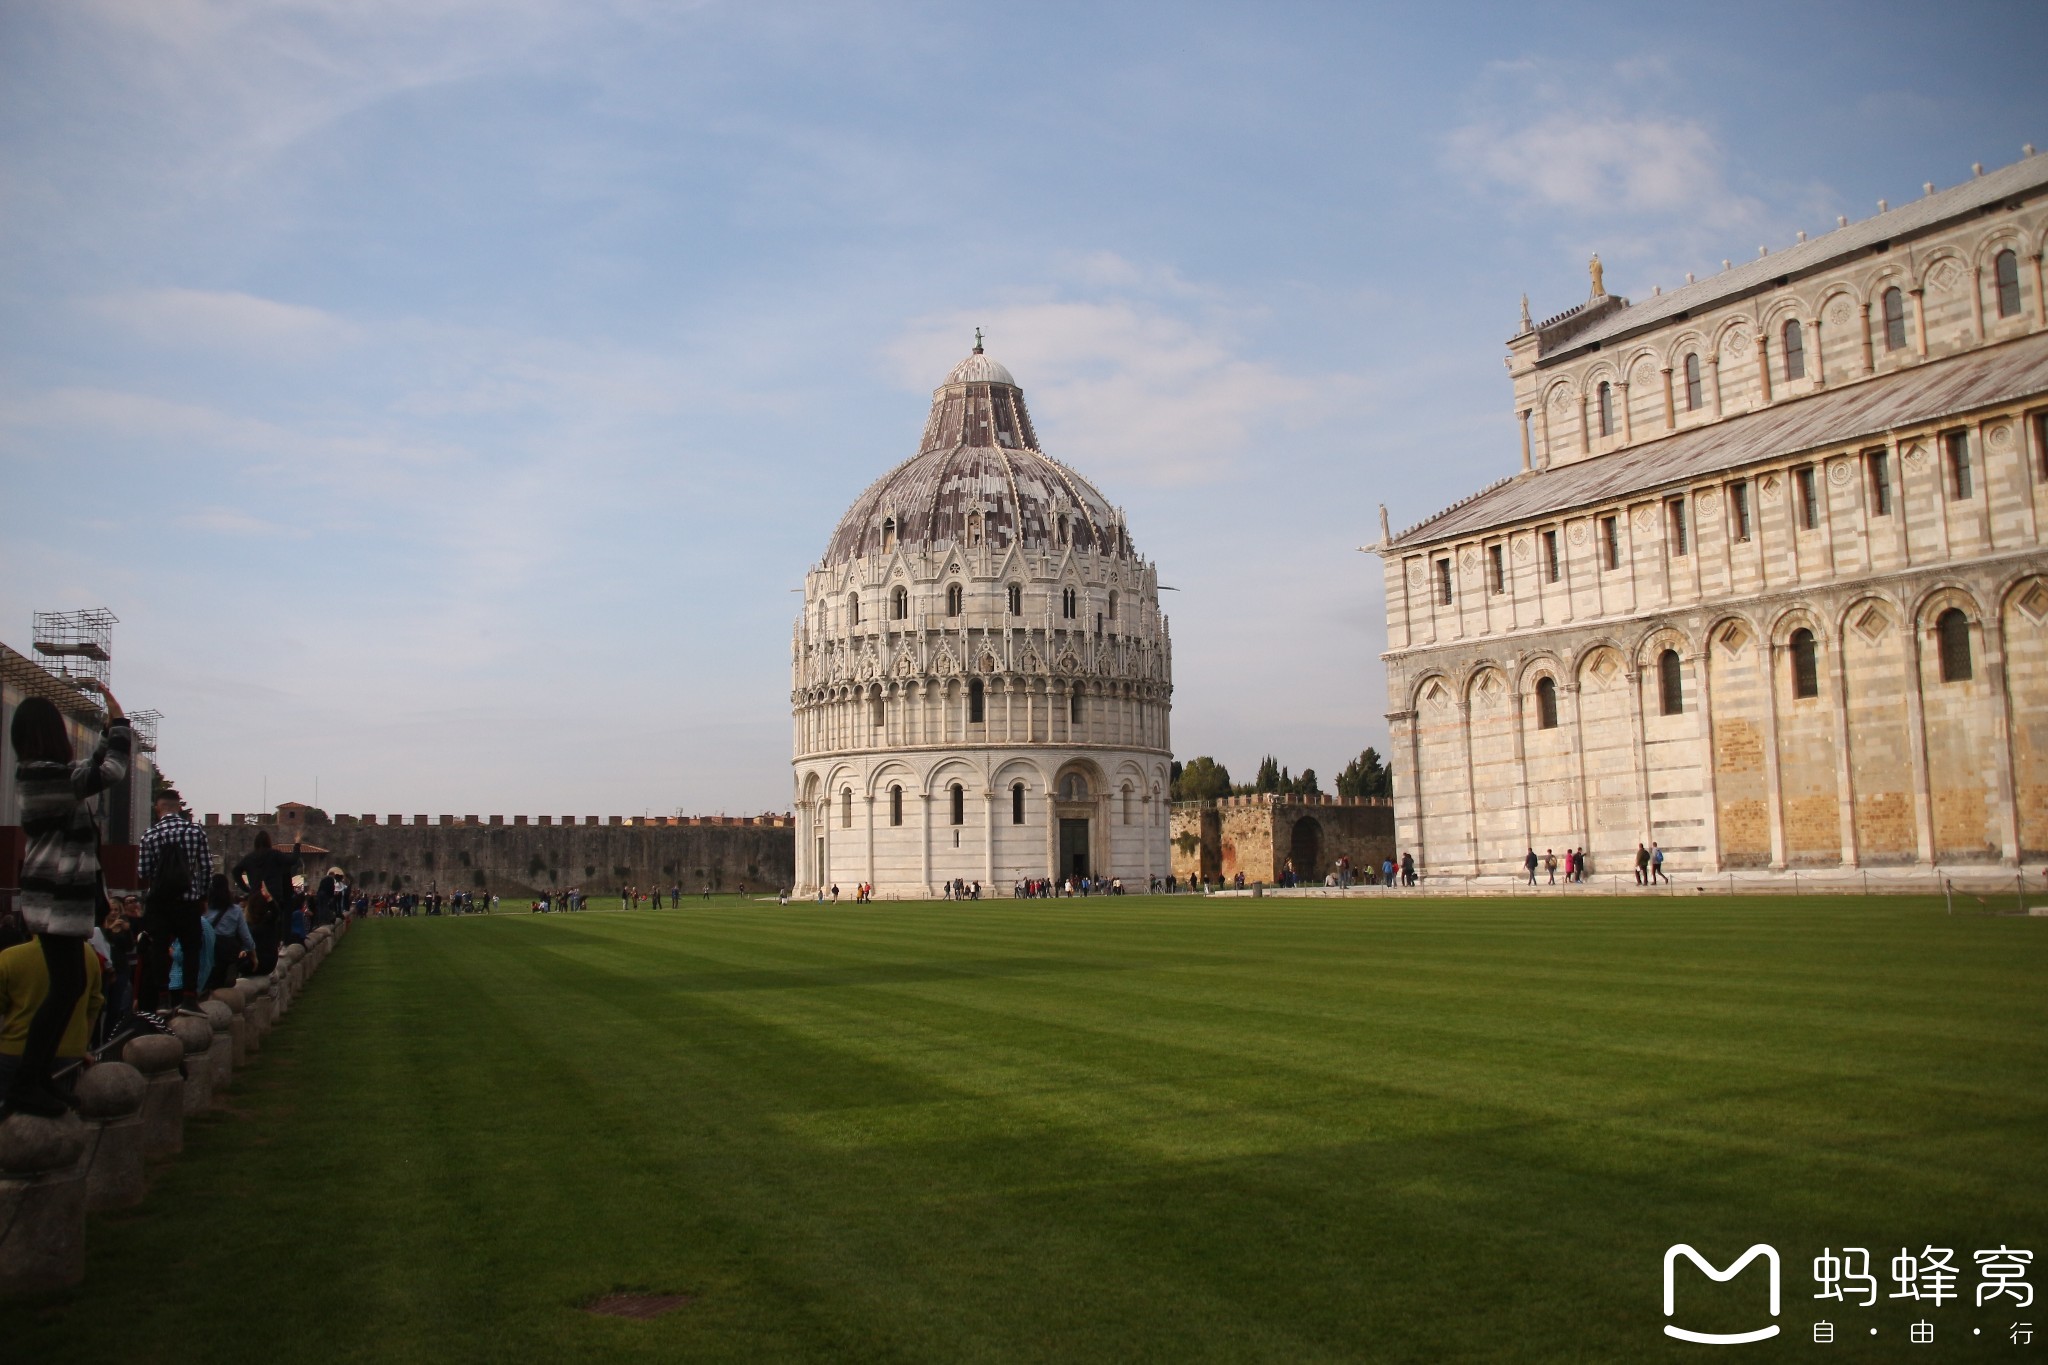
7,896 -> 2044,1364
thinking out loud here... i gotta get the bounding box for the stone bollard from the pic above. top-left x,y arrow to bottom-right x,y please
211,986 -> 250,1067
202,1001 -> 235,1091
0,1112 -> 90,1294
169,1016 -> 213,1116
76,1062 -> 148,1212
123,1033 -> 185,1157
236,976 -> 272,1042
283,944 -> 307,1004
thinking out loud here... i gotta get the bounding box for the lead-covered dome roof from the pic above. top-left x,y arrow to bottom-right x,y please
822,345 -> 1130,567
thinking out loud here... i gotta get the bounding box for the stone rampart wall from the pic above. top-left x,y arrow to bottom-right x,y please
204,819 -> 795,897
1170,797 -> 1395,884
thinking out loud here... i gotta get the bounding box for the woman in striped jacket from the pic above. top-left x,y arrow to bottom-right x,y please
4,685 -> 130,1117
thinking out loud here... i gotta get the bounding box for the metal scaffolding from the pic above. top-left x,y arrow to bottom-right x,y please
31,609 -> 118,687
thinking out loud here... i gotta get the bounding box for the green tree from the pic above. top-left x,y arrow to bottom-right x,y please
1296,767 -> 1320,796
1335,748 -> 1393,799
1254,755 -> 1282,793
1172,756 -> 1232,801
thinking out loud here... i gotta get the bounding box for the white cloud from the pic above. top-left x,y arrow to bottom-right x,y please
85,287 -> 358,356
886,291 -> 1328,487
1446,110 -> 1759,226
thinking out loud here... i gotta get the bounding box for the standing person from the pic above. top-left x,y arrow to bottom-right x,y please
1400,851 -> 1416,886
231,831 -> 297,972
1635,843 -> 1650,886
1651,843 -> 1669,884
139,789 -> 214,1016
1563,848 -> 1577,883
202,876 -> 257,991
1524,848 -> 1539,885
4,688 -> 130,1116
1544,849 -> 1558,885
101,894 -> 140,1023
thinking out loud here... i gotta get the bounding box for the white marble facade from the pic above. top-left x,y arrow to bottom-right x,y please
792,345 -> 1173,896
1378,153 -> 2048,877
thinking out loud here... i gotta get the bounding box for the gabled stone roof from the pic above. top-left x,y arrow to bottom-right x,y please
1532,152 -> 2048,362
1390,330 -> 2048,550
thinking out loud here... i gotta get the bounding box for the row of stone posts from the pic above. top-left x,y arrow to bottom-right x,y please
0,916 -> 351,1294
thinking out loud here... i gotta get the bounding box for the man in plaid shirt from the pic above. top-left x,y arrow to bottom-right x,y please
138,791 -> 214,1016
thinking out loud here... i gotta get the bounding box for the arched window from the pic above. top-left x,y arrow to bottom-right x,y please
1995,250 -> 2021,319
1789,628 -> 1819,699
1597,381 -> 1613,436
1012,782 -> 1025,825
1783,319 -> 1805,379
966,510 -> 983,546
1535,676 -> 1558,730
1070,688 -> 1083,726
891,585 -> 908,620
889,785 -> 903,827
1061,587 -> 1077,619
1683,353 -> 1703,411
1122,785 -> 1133,825
946,583 -> 963,616
881,516 -> 896,552
870,694 -> 884,728
1658,648 -> 1684,716
1882,287 -> 1907,351
950,783 -> 965,825
847,593 -> 860,625
968,678 -> 984,724
1937,608 -> 1973,683
841,787 -> 853,828
1108,590 -> 1119,622
1007,583 -> 1022,615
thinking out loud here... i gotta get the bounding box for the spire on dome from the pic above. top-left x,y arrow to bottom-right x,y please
973,326 -> 984,354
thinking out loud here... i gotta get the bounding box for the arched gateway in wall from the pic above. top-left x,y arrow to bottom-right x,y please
790,341 -> 1175,897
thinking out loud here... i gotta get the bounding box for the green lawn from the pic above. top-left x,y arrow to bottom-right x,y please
7,896 -> 2045,1362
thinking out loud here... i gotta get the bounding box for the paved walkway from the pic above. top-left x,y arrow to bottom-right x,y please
1210,865 -> 2048,909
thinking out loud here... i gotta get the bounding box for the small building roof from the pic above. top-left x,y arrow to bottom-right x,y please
1389,330 -> 2048,550
0,641 -> 108,726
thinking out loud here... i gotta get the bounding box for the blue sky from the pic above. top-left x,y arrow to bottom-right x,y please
4,0 -> 2044,818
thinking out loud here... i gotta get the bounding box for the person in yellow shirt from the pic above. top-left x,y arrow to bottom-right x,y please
0,936 -> 105,1112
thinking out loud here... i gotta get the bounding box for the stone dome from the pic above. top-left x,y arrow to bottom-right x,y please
821,346 -> 1129,567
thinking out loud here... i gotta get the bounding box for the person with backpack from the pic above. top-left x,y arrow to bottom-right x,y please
231,830 -> 298,972
201,875 -> 257,992
4,686 -> 129,1116
138,789 -> 215,1017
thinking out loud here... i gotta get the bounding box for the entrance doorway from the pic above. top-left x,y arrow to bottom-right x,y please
1060,818 -> 1090,879
1289,817 -> 1323,884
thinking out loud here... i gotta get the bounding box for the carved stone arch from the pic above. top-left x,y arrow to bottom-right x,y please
1711,313 -> 1756,357
1464,663 -> 1510,712
1541,376 -> 1577,412
1757,293 -> 1809,334
1912,580 -> 1985,628
1567,637 -> 1626,678
1864,263 -> 1912,306
924,758 -> 978,800
1633,622 -> 1693,666
1816,283 -> 1861,329
991,756 -> 1049,789
865,761 -> 917,799
1997,570 -> 2048,621
1412,672 -> 1457,713
1581,358 -> 1622,389
1765,603 -> 1827,646
1839,594 -> 1899,646
1703,613 -> 1760,659
1914,245 -> 1971,294
1515,652 -> 1565,693
1661,329 -> 1710,371
801,772 -> 822,804
1966,225 -> 2027,271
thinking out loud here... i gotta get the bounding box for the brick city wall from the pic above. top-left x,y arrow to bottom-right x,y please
1170,796 -> 1395,884
202,811 -> 796,897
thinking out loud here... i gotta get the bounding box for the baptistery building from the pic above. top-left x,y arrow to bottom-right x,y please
1377,151 -> 2048,879
792,342 -> 1173,896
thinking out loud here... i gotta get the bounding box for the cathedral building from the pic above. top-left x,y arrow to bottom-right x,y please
1376,152 -> 2048,877
792,342 -> 1173,896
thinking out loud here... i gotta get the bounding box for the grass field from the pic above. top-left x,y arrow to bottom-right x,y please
6,895 -> 2045,1362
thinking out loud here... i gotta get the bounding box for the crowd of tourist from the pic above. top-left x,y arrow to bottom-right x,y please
1,688 -> 358,1121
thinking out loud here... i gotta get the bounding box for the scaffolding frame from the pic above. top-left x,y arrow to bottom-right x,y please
31,609 -> 118,687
